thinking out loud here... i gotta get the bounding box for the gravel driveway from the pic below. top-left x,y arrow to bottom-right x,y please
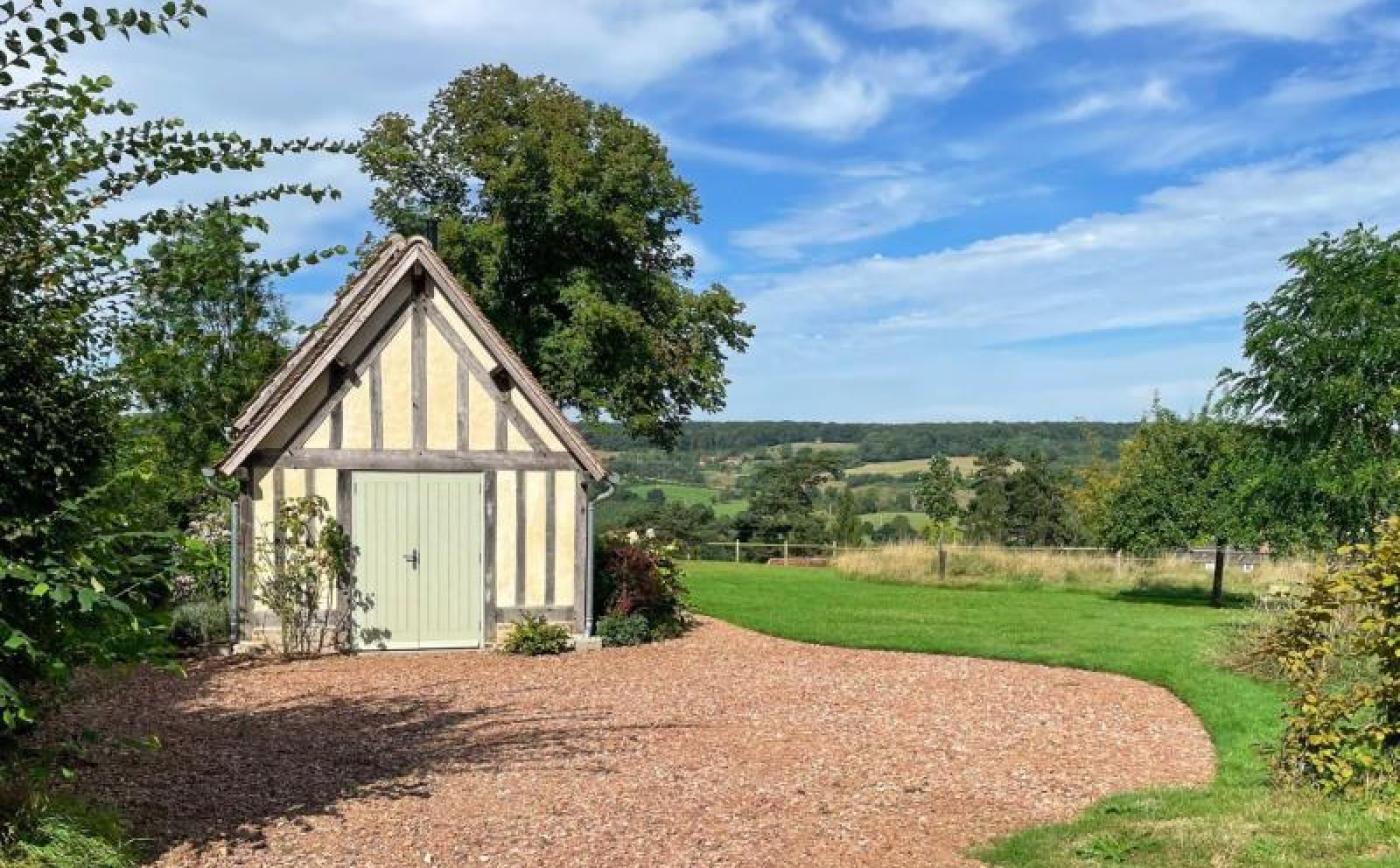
50,619 -> 1213,866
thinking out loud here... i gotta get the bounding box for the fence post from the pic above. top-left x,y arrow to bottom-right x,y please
937,540 -> 947,580
1211,538 -> 1226,608
783,537 -> 790,564
734,539 -> 740,563
1114,550 -> 1122,581
831,540 -> 837,560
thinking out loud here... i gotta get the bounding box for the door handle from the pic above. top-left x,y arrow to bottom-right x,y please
404,548 -> 419,570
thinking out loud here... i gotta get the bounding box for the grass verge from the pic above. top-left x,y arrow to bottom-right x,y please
685,560 -> 1400,866
0,794 -> 134,868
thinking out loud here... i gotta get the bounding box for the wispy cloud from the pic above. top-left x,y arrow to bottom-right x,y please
1264,53 -> 1400,105
868,0 -> 1033,49
731,174 -> 974,259
1073,0 -> 1381,41
734,49 -> 975,138
741,141 -> 1400,339
1047,76 -> 1183,123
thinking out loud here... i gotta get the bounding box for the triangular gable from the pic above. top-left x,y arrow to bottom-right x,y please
219,237 -> 607,480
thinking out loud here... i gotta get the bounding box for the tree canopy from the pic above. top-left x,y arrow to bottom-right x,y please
116,207 -> 294,521
359,64 -> 752,448
1222,225 -> 1400,543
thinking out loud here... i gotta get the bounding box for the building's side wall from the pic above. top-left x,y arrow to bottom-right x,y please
237,273 -> 591,648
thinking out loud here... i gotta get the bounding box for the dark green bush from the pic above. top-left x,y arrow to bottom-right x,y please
500,615 -> 571,656
597,612 -> 650,647
167,601 -> 228,649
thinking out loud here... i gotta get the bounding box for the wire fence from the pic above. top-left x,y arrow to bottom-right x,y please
686,539 -> 1282,572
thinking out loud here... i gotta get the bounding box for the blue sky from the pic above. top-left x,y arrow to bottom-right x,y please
80,0 -> 1400,422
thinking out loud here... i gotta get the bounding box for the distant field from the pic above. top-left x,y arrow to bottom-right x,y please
848,456 -> 1015,478
766,441 -> 858,454
630,481 -> 748,517
858,511 -> 930,531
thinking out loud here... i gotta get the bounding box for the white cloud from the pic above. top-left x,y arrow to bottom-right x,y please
1264,55 -> 1400,105
731,169 -> 1012,258
721,143 -> 1400,419
736,50 -> 974,138
870,0 -> 1032,49
1074,0 -> 1381,41
739,141 -> 1400,341
326,0 -> 780,93
1047,76 -> 1183,122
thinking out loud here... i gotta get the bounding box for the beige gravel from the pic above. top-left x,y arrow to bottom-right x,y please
49,619 -> 1213,867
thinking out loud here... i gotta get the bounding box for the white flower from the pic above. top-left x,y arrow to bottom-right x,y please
626,530 -> 640,544
645,528 -> 656,539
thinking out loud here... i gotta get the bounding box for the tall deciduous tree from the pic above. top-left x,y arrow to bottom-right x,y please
117,207 -> 294,521
1222,225 -> 1400,543
915,455 -> 961,544
1097,404 -> 1252,556
358,64 -> 753,447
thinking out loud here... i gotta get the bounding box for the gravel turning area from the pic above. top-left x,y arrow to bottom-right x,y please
50,619 -> 1213,866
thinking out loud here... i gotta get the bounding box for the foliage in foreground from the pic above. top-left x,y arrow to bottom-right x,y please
0,470 -> 175,735
500,615 -> 572,656
1274,517 -> 1400,795
0,786 -> 134,868
0,0 -> 344,739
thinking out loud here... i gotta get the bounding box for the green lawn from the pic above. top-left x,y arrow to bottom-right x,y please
685,561 -> 1400,866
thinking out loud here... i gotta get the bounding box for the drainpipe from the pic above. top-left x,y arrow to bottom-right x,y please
201,467 -> 242,651
583,473 -> 619,637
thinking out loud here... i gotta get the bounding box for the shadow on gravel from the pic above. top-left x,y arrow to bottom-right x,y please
50,658 -> 672,861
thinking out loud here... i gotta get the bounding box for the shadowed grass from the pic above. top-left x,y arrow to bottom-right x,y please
686,560 -> 1400,866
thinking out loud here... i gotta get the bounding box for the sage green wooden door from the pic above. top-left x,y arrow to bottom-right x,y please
353,472 -> 484,649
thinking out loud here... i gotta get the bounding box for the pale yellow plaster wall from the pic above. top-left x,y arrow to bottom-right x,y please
425,323 -> 458,450
379,321 -> 413,449
553,470 -> 577,606
523,471 -> 547,605
340,379 -> 371,449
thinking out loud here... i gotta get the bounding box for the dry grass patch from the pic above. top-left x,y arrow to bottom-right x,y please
834,542 -> 1313,596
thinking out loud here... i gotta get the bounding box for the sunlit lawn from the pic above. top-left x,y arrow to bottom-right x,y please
686,560 -> 1400,866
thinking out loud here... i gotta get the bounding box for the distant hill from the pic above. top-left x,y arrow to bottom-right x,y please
583,420 -> 1136,466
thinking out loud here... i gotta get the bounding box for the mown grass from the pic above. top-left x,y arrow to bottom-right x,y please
685,560 -> 1400,866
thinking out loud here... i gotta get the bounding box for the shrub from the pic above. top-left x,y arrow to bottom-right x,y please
253,496 -> 363,657
1274,517 -> 1400,795
500,615 -> 572,656
597,612 -> 650,647
1,785 -> 133,868
596,530 -> 690,639
167,601 -> 229,649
